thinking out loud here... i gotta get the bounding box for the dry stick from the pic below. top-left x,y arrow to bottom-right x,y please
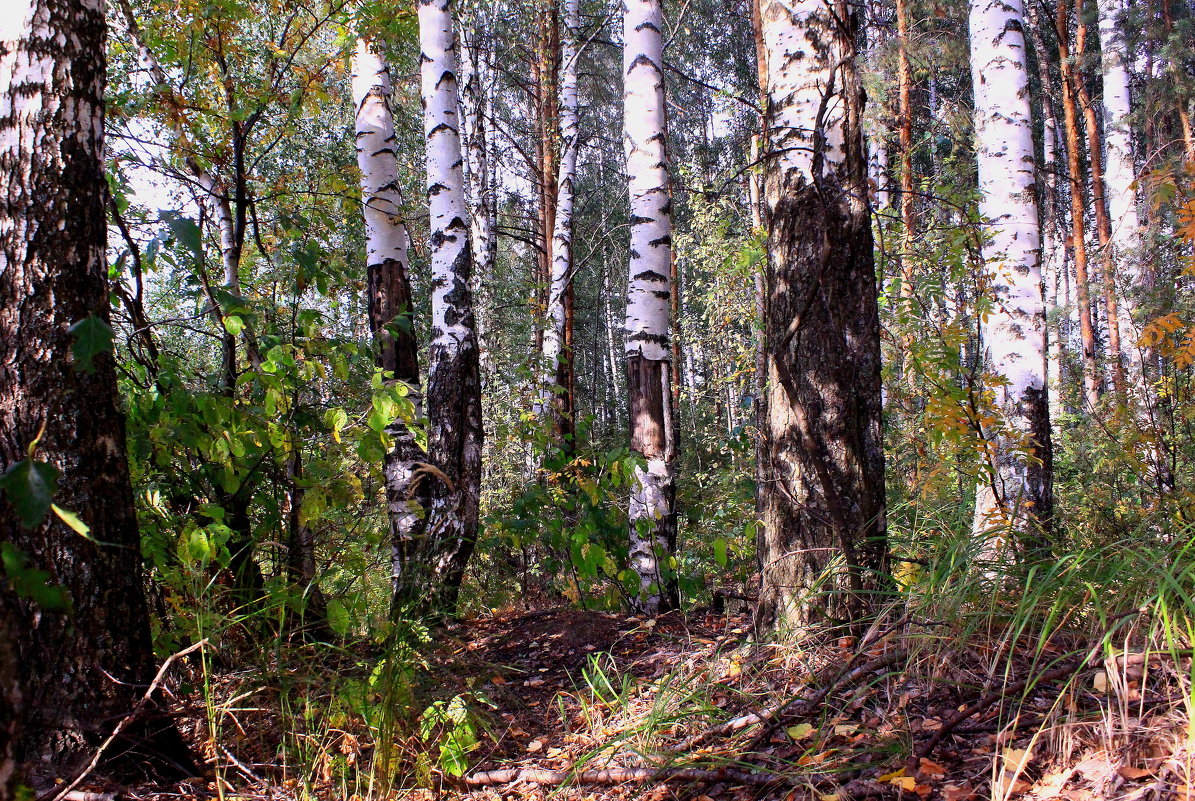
47,640 -> 209,801
669,649 -> 906,754
463,765 -> 785,788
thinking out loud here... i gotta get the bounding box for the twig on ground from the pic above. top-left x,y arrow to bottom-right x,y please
907,609 -> 1144,769
219,745 -> 264,786
668,649 -> 906,753
463,765 -> 785,787
61,792 -> 118,801
46,640 -> 208,801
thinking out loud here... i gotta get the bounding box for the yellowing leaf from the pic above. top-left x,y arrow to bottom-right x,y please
786,723 -> 814,740
879,768 -> 907,783
51,504 -> 91,538
1003,747 -> 1032,773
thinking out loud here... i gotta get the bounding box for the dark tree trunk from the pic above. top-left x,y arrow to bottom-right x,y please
0,592 -> 18,801
368,252 -> 432,612
0,0 -> 191,782
284,450 -> 328,637
754,0 -> 889,633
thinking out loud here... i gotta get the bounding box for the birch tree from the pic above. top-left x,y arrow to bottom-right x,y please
458,14 -> 497,383
969,0 -> 1053,544
0,0 -> 189,776
623,0 -> 679,613
414,0 -> 484,614
541,0 -> 581,440
352,40 -> 431,610
1097,0 -> 1142,367
754,0 -> 888,629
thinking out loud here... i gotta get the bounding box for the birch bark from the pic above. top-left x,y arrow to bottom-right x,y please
413,0 -> 484,614
1097,0 -> 1143,371
458,19 -> 497,383
541,0 -> 580,440
969,0 -> 1053,544
754,0 -> 888,630
352,40 -> 432,611
623,0 -> 678,613
0,0 -> 189,776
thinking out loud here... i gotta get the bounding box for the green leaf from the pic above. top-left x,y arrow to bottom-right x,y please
223,315 -> 244,336
0,459 -> 60,528
51,504 -> 92,539
68,315 -> 115,373
327,598 -> 351,636
325,408 -> 348,443
713,538 -> 729,568
0,543 -> 69,611
160,211 -> 203,260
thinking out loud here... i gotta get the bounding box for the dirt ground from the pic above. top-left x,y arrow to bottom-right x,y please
74,607 -> 1194,801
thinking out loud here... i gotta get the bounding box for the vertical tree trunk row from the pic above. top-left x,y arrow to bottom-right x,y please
541,0 -> 580,444
1096,0 -> 1143,375
1057,0 -> 1103,411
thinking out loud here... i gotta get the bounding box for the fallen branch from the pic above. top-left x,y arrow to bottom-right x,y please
61,792 -> 117,801
463,765 -> 786,788
46,640 -> 208,801
669,649 -> 906,753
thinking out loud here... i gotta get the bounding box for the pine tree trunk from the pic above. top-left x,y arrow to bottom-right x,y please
969,0 -> 1054,548
352,41 -> 433,612
0,0 -> 190,779
1074,0 -> 1124,395
1028,22 -> 1070,427
1057,0 -> 1103,410
415,0 -> 484,616
754,0 -> 888,631
623,0 -> 679,613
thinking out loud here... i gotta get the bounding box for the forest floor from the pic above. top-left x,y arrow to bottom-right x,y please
93,607 -> 1193,801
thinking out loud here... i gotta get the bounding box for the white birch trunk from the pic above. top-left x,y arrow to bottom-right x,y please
969,0 -> 1052,544
1097,0 -> 1142,373
415,0 -> 484,612
623,0 -> 677,612
458,20 -> 497,384
352,40 -> 430,602
540,0 -> 581,418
